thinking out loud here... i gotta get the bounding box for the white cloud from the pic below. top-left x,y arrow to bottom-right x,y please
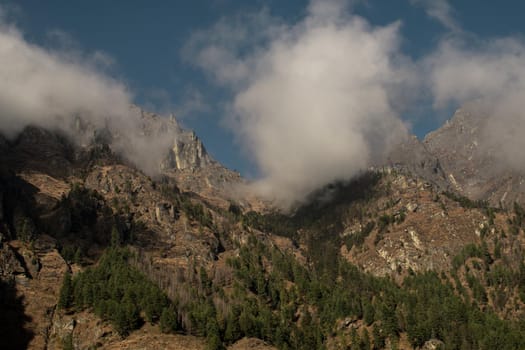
425,35 -> 525,170
0,21 -> 131,137
186,0 -> 413,207
412,1 -> 525,173
7,0 -> 525,203
182,9 -> 284,88
410,0 -> 461,32
426,37 -> 525,107
0,14 -> 174,175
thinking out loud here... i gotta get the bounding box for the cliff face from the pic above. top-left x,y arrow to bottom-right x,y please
341,171 -> 486,278
162,130 -> 212,171
423,106 -> 525,207
384,104 -> 525,208
129,106 -> 242,206
386,135 -> 449,191
129,105 -> 214,172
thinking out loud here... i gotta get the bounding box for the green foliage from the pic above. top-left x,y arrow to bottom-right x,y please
158,182 -> 181,203
241,172 -> 383,242
402,272 -> 525,349
506,202 -> 525,237
110,225 -> 121,247
228,202 -> 242,217
60,245 -> 76,264
372,325 -> 385,349
55,182 -> 140,251
241,211 -> 297,238
69,247 -> 174,337
205,317 -> 224,350
378,214 -> 393,233
222,236 -> 525,350
513,202 -> 525,227
363,301 -> 375,326
452,243 -> 491,271
58,271 -> 73,309
443,191 -> 489,209
59,245 -> 84,265
53,170 -> 525,349
188,297 -> 217,336
466,273 -> 488,303
63,184 -> 102,232
73,248 -> 82,265
181,198 -> 213,228
160,306 -> 179,333
113,297 -> 140,336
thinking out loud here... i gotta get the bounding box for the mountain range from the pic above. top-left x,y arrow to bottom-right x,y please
2,105 -> 525,350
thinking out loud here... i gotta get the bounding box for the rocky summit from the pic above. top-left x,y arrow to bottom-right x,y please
423,105 -> 525,207
2,106 -> 525,350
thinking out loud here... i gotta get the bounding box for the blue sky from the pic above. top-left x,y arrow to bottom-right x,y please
6,0 -> 525,177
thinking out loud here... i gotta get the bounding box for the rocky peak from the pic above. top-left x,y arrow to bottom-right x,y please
161,129 -> 213,171
2,105 -> 216,175
130,105 -> 214,171
423,106 -> 525,207
384,104 -> 525,208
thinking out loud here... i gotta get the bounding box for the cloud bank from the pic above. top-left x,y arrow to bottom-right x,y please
425,35 -> 525,170
186,0 -> 413,207
0,15 -> 174,175
420,0 -> 525,172
187,0 -> 525,206
0,22 -> 131,137
5,0 -> 525,207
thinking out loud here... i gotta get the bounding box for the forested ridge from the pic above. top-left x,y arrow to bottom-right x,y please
59,192 -> 525,350
5,158 -> 525,349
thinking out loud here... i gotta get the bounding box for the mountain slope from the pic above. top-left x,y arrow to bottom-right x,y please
2,106 -> 525,349
424,105 -> 525,207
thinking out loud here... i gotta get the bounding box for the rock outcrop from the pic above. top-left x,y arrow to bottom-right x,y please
341,172 -> 486,279
387,135 -> 449,191
0,244 -> 26,278
386,104 -> 525,208
130,105 -> 214,172
162,130 -> 212,171
424,106 -> 525,207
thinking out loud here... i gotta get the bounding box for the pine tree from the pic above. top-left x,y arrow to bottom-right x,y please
73,248 -> 82,265
205,318 -> 223,350
160,306 -> 178,333
111,226 -> 120,247
224,312 -> 241,343
363,301 -> 375,325
372,325 -> 385,350
17,216 -> 36,242
113,299 -> 140,336
58,271 -> 73,309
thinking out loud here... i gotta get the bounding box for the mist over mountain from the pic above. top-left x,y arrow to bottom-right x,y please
3,0 -> 525,209
186,0 -> 414,207
4,1 -> 525,349
0,11 -> 182,177
181,0 -> 525,209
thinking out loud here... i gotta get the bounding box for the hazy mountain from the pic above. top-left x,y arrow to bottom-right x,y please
423,106 -> 525,208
